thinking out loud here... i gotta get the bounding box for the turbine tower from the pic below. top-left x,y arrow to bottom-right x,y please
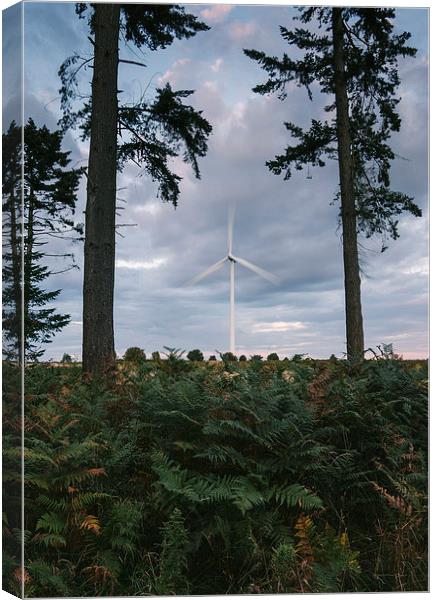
186,208 -> 279,355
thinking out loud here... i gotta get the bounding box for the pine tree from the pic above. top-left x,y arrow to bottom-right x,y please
244,8 -> 421,361
2,120 -> 83,362
2,121 -> 22,361
59,4 -> 212,374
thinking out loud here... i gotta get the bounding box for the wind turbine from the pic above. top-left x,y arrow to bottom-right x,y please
185,208 -> 279,355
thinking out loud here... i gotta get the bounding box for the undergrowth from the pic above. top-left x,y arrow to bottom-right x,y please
2,357 -> 428,595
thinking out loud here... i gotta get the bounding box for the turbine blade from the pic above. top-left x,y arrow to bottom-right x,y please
232,255 -> 279,285
184,257 -> 227,286
228,206 -> 235,255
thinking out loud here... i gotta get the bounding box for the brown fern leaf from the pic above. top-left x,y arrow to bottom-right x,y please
14,567 -> 31,584
372,482 -> 412,516
80,514 -> 101,535
59,385 -> 72,398
85,467 -> 107,477
294,514 -> 315,591
282,369 -> 296,383
295,514 -> 315,561
307,368 -> 334,412
83,564 -> 113,585
401,443 -> 418,474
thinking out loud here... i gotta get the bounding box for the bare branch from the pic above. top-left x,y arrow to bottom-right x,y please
119,58 -> 147,68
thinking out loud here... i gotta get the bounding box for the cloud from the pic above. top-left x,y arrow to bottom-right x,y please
200,5 -> 233,23
228,21 -> 257,41
20,4 -> 428,360
115,258 -> 167,270
211,58 -> 223,72
132,202 -> 162,216
157,58 -> 191,85
253,321 -> 306,333
401,257 -> 429,276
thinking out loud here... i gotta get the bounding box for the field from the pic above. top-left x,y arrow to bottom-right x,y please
2,355 -> 428,596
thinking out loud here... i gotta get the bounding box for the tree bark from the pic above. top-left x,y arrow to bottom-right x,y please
9,188 -> 23,363
82,4 -> 120,374
23,192 -> 34,359
332,8 -> 364,362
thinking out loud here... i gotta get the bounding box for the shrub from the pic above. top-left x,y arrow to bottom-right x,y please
250,354 -> 263,361
239,355 -> 247,362
161,347 -> 187,374
61,353 -> 72,363
152,351 -> 161,361
208,355 -> 217,362
267,352 -> 280,361
187,349 -> 204,362
221,352 -> 237,362
163,347 -> 185,360
124,347 -> 146,363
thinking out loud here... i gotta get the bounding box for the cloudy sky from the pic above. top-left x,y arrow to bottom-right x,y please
3,1 -> 429,360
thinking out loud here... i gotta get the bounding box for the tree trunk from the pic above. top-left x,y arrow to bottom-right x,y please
332,8 -> 364,362
82,4 -> 120,374
24,193 -> 34,338
9,187 -> 23,364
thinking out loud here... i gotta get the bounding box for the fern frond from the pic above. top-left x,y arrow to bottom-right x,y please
33,532 -> 67,548
80,515 -> 101,535
268,483 -> 323,511
36,511 -> 66,534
